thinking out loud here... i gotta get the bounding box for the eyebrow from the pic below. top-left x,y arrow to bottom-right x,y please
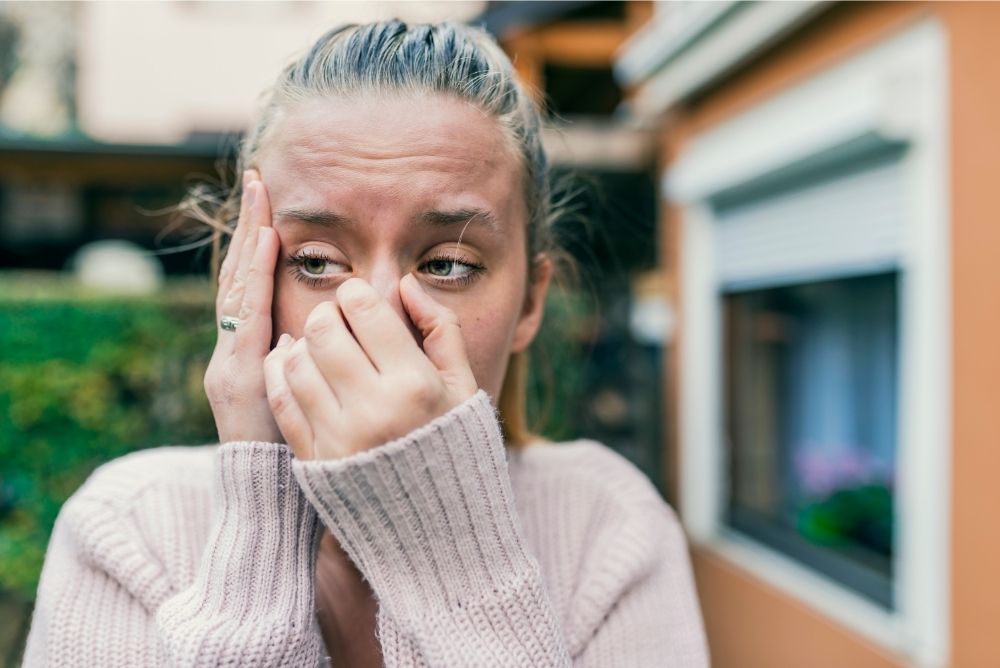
273,206 -> 501,236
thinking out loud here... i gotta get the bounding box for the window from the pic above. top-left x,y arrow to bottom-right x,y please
702,149 -> 906,608
724,272 -> 898,607
668,19 -> 949,661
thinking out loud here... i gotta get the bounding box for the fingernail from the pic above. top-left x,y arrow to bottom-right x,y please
242,170 -> 252,188
277,333 -> 292,347
243,182 -> 257,209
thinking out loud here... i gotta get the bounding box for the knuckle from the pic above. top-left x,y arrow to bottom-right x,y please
438,308 -> 461,329
243,264 -> 259,288
203,373 -> 218,399
401,372 -> 438,407
229,271 -> 247,294
246,257 -> 266,280
223,283 -> 244,311
284,341 -> 309,373
204,360 -> 225,391
304,303 -> 338,340
204,376 -> 233,408
237,296 -> 258,320
267,388 -> 294,417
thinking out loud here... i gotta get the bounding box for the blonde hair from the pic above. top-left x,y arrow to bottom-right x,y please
184,20 -> 575,447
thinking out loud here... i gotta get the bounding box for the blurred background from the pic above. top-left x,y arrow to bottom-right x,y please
1,2 -> 999,667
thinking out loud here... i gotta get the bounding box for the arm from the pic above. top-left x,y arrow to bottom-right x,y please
155,442 -> 325,665
292,393 -> 710,667
292,390 -> 571,667
23,442 -> 327,667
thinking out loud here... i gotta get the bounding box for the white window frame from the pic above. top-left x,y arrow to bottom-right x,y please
667,20 -> 950,668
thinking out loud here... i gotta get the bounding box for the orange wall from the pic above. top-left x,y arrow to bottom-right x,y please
661,1 -> 1000,665
937,2 -> 1000,665
693,552 -> 901,668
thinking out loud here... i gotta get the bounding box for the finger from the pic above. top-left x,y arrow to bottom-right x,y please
399,273 -> 476,388
303,301 -> 379,386
284,337 -> 342,428
233,227 -> 279,356
334,277 -> 427,374
216,170 -> 260,313
221,179 -> 270,318
219,180 -> 260,317
264,334 -> 314,458
215,173 -> 251,305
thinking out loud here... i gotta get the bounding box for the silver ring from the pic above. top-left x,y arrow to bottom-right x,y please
220,316 -> 240,332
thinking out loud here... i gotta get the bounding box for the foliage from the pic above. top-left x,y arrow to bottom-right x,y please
797,483 -> 894,557
524,285 -> 596,442
0,274 -> 218,601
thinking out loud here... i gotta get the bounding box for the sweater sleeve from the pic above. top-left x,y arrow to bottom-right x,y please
22,442 -> 328,667
291,389 -> 573,667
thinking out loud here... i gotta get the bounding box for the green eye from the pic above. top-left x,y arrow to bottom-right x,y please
426,259 -> 453,276
285,250 -> 349,287
303,258 -> 327,275
418,255 -> 485,287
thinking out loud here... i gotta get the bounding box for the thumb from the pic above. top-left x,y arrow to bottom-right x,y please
399,273 -> 477,392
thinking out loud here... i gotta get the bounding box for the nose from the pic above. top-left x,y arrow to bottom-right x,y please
365,265 -> 423,344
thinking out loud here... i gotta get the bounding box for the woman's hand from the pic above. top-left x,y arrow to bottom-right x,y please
262,274 -> 479,460
204,170 -> 284,444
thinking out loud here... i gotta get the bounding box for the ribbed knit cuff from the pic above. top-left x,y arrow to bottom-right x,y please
155,442 -> 324,665
204,442 -> 322,599
291,390 -> 537,619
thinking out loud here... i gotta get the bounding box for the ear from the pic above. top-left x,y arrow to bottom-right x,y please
510,253 -> 554,353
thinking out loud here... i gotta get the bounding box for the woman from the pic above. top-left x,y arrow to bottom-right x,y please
23,20 -> 708,667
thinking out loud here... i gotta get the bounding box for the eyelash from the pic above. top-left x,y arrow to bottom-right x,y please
284,249 -> 486,289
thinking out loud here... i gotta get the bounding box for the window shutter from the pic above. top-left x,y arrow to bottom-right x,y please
713,159 -> 906,291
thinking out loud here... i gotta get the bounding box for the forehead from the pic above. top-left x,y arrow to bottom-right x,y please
256,94 -> 524,221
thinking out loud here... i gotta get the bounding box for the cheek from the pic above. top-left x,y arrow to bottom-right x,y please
272,278 -> 328,339
448,287 -> 524,394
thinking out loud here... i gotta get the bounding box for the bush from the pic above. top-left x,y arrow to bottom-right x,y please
0,273 -> 218,601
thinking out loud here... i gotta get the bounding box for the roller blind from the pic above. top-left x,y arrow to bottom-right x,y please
712,159 -> 906,291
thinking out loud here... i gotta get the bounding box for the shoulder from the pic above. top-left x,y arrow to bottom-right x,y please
508,439 -> 696,653
65,443 -> 218,513
54,444 -> 219,605
508,436 -> 688,573
509,438 -> 675,523
60,443 -> 219,539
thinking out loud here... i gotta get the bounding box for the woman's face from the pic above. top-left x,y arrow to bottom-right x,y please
256,94 -> 551,403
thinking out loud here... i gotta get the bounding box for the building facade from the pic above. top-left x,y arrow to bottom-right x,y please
617,2 -> 1000,666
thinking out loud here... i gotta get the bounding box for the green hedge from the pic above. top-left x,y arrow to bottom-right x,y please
0,272 -> 589,603
0,274 -> 219,601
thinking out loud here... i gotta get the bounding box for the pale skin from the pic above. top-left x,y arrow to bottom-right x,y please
203,94 -> 553,666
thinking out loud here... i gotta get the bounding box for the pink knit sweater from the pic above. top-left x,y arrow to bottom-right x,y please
23,390 -> 708,666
